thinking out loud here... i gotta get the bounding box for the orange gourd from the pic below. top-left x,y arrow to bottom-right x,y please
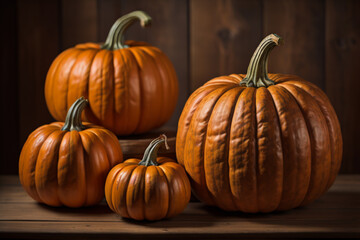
176,34 -> 342,212
45,11 -> 178,135
19,97 -> 123,207
105,135 -> 191,221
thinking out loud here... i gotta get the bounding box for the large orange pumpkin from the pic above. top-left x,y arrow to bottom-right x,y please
19,97 -> 123,207
45,11 -> 178,135
176,34 -> 342,212
105,135 -> 191,221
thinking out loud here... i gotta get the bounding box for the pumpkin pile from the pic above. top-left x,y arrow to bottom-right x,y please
19,9 -> 342,221
20,10 -> 187,220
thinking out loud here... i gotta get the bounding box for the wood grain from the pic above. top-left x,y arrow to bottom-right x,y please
325,0 -> 360,174
190,0 -> 262,91
97,0 -> 122,42
0,175 -> 359,239
0,0 -> 19,174
17,0 -> 59,146
263,0 -> 325,88
61,0 -> 98,49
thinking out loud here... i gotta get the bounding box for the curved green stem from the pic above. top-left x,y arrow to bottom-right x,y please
138,134 -> 170,166
61,97 -> 88,132
240,34 -> 283,88
101,11 -> 151,50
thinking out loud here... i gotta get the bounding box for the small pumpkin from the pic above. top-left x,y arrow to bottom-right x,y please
45,11 -> 178,135
105,135 -> 191,221
176,34 -> 342,212
19,97 -> 123,207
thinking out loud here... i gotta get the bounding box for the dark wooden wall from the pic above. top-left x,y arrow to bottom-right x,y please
1,0 -> 359,174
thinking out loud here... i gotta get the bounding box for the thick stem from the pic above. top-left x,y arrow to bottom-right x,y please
61,97 -> 88,132
101,11 -> 151,50
138,134 -> 170,166
240,34 -> 283,88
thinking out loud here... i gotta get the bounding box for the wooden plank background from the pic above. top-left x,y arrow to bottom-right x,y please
0,0 -> 359,174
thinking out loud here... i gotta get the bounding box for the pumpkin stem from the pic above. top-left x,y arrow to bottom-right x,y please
61,97 -> 88,132
240,34 -> 283,88
101,11 -> 151,50
138,134 -> 169,166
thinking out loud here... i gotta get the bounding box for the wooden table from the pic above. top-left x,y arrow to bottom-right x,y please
0,175 -> 359,239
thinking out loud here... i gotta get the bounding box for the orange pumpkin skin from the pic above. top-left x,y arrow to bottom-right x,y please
105,136 -> 191,221
176,35 -> 342,212
19,98 -> 123,207
45,12 -> 178,135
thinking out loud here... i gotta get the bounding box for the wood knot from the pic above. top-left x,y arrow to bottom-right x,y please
217,28 -> 230,47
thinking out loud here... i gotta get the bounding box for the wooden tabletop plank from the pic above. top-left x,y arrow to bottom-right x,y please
0,200 -> 359,222
0,175 -> 359,239
0,220 -> 359,239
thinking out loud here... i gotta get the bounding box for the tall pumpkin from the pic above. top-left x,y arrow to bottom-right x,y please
45,11 -> 178,135
176,34 -> 342,212
19,97 -> 123,207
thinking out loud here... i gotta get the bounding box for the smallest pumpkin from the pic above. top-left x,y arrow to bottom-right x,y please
105,135 -> 191,221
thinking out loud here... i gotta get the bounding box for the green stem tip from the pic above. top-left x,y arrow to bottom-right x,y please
138,134 -> 170,167
240,34 -> 283,88
101,10 -> 152,50
61,97 -> 88,132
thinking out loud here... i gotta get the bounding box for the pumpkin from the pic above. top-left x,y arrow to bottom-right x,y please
44,11 -> 178,135
105,134 -> 191,221
19,97 -> 123,207
176,34 -> 342,212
